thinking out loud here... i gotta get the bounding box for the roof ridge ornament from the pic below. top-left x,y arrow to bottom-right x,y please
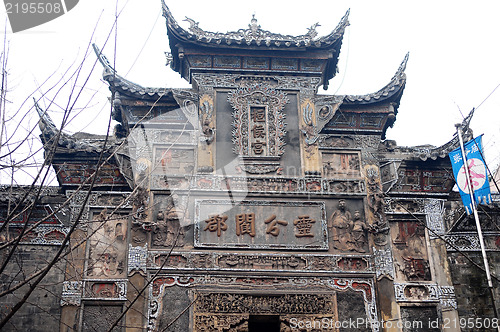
163,1 -> 348,49
249,14 -> 260,33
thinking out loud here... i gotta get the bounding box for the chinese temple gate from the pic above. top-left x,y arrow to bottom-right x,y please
3,1 -> 500,332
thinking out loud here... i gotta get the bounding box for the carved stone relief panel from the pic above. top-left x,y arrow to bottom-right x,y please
384,198 -> 426,215
318,135 -> 355,149
393,283 -> 457,309
393,168 -> 455,193
86,211 -> 127,279
83,279 -> 127,301
328,199 -> 368,253
61,281 -> 83,306
153,147 -> 195,175
195,200 -> 327,250
390,217 -> 431,282
322,151 -> 361,178
193,292 -> 337,332
365,166 -> 389,247
152,194 -> 191,249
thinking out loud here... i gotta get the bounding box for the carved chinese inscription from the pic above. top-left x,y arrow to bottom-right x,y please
264,215 -> 288,236
195,200 -> 327,250
294,215 -> 316,237
228,83 -> 288,158
204,215 -> 228,237
235,213 -> 256,237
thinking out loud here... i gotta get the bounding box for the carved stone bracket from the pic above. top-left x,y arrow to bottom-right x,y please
61,280 -> 83,306
394,283 -> 457,309
128,244 -> 148,275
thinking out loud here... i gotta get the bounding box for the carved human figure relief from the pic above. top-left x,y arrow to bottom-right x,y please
329,200 -> 368,252
153,195 -> 190,248
87,211 -> 127,278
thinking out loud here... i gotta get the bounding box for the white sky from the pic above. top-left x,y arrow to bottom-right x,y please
2,1 -> 500,183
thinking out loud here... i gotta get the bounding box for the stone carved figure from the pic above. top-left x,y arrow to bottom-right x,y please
87,211 -> 126,278
153,195 -> 189,247
351,210 -> 368,253
330,199 -> 353,251
329,200 -> 368,252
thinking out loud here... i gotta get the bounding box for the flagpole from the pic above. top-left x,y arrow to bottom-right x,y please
456,124 -> 499,330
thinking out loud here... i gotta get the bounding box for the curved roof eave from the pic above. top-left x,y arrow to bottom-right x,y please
405,108 -> 475,161
342,53 -> 409,107
93,44 -> 191,101
34,100 -> 117,153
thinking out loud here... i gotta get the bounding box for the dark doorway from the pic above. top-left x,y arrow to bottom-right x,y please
248,315 -> 280,331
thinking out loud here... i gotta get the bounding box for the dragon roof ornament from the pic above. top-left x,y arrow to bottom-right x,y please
162,1 -> 349,49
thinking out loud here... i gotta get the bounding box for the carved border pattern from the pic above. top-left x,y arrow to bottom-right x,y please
394,283 -> 457,309
444,233 -> 500,251
61,281 -> 83,306
424,199 -> 445,238
191,73 -> 321,94
17,226 -> 70,245
373,247 -> 395,279
147,275 -> 379,332
383,197 -> 426,214
148,251 -> 374,273
228,83 -> 288,157
151,174 -> 366,195
128,244 -> 148,275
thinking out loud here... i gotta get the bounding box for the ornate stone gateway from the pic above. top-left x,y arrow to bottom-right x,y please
148,275 -> 377,332
27,2 -> 466,331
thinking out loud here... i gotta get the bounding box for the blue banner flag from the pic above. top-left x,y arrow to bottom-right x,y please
449,135 -> 491,214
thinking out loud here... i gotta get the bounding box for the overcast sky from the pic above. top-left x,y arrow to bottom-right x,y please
2,1 -> 500,182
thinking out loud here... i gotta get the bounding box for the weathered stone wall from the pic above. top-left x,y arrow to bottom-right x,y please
0,245 -> 65,332
448,251 -> 500,332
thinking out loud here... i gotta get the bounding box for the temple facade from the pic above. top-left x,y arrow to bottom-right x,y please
1,2 -> 499,332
